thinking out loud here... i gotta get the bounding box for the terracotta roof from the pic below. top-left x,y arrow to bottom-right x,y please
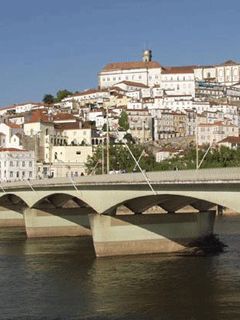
162,66 -> 195,74
69,88 -> 108,98
101,61 -> 161,72
158,148 -> 180,153
0,102 -> 45,111
55,122 -> 82,130
218,136 -> 240,143
6,121 -> 21,129
116,80 -> 149,88
25,110 -> 50,124
218,60 -> 239,66
53,113 -> 76,122
199,121 -> 236,127
0,148 -> 27,152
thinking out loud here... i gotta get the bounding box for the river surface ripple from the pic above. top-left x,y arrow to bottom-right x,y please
0,215 -> 239,320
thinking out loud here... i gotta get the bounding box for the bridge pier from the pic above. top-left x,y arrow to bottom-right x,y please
0,206 -> 25,227
89,211 -> 215,257
24,207 -> 92,238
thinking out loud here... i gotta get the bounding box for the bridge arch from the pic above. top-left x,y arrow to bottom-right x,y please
99,190 -> 239,215
0,193 -> 28,209
31,192 -> 96,211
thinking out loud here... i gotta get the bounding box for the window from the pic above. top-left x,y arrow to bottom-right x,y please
22,161 -> 25,167
10,161 -> 13,167
29,161 -> 32,167
10,171 -> 13,177
29,171 -> 32,178
76,151 -> 81,155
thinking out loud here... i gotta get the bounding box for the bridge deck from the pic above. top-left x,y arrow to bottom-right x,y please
1,167 -> 240,191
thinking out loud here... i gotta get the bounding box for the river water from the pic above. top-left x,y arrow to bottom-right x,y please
0,215 -> 239,320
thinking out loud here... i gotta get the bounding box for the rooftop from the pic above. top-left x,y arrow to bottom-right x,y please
101,61 -> 161,72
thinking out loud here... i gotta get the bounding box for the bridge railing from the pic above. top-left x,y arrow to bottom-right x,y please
1,167 -> 240,191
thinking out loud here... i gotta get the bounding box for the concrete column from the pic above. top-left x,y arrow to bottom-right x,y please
216,205 -> 224,216
24,207 -> 92,238
89,211 -> 216,257
0,206 -> 25,227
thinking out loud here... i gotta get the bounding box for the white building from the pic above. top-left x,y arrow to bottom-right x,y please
197,121 -> 239,146
0,148 -> 35,182
50,146 -> 93,178
0,122 -> 23,149
194,60 -> 240,86
99,50 -> 162,89
161,66 -> 195,97
55,122 -> 92,146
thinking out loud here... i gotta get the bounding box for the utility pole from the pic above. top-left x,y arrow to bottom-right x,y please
102,142 -> 104,174
195,113 -> 199,170
106,105 -> 110,174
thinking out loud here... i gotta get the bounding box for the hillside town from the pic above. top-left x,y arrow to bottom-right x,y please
1,50 -> 240,181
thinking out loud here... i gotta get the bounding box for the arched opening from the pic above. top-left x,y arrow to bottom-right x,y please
0,193 -> 28,211
0,193 -> 27,227
104,194 -> 217,216
25,193 -> 96,238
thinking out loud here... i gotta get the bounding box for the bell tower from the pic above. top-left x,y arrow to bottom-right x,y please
143,49 -> 152,62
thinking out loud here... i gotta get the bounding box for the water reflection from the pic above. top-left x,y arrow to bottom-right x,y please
0,217 -> 239,319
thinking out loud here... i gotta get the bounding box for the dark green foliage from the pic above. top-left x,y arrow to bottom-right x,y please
42,94 -> 55,104
85,144 -> 156,174
42,89 -> 72,104
55,89 -> 72,102
154,146 -> 240,171
85,144 -> 240,175
118,111 -> 129,130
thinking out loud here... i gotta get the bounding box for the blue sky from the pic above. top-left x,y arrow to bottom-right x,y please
0,0 -> 240,106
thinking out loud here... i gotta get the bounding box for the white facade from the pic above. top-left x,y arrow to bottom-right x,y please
62,127 -> 92,146
99,52 -> 162,89
161,67 -> 195,97
0,148 -> 35,182
197,121 -> 239,146
194,61 -> 240,86
0,122 -> 22,149
49,146 -> 93,178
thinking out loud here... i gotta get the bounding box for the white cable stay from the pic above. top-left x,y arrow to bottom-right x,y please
0,181 -> 6,193
115,128 -> 157,195
25,179 -> 36,193
69,175 -> 79,192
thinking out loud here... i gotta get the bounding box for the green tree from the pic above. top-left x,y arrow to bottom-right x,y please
43,94 -> 55,104
55,89 -> 72,102
102,123 -> 107,131
123,133 -> 135,144
118,111 -> 129,131
85,144 -> 155,175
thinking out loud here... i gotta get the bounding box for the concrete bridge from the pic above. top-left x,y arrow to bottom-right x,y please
0,167 -> 240,257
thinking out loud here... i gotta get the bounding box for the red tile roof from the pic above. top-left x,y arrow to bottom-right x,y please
6,121 -> 21,129
0,148 -> 27,152
101,61 -> 161,72
116,80 -> 149,88
25,110 -> 50,124
69,88 -> 108,97
218,60 -> 239,66
162,66 -> 195,74
53,113 -> 76,122
218,136 -> 240,143
55,122 -> 82,130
